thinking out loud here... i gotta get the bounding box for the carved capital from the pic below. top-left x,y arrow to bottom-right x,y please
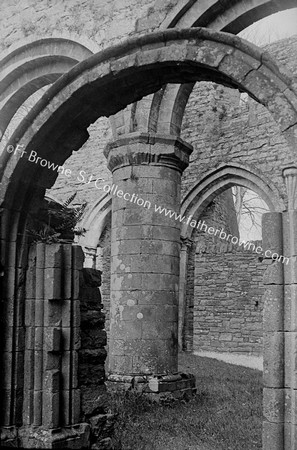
83,246 -> 97,269
180,236 -> 193,250
104,133 -> 193,173
283,166 -> 297,211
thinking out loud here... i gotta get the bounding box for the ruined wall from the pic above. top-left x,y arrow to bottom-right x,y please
0,0 -> 176,52
191,242 -> 265,356
182,192 -> 266,356
79,268 -> 115,450
98,220 -> 112,342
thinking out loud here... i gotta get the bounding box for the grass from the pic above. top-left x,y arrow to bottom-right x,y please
108,353 -> 263,450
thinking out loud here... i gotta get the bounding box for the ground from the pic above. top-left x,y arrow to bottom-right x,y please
109,353 -> 263,450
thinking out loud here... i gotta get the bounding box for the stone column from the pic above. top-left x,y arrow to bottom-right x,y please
282,166 -> 297,450
104,133 -> 192,380
178,237 -> 193,350
262,211 -> 284,450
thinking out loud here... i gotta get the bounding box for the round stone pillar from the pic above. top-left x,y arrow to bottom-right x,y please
104,133 -> 192,379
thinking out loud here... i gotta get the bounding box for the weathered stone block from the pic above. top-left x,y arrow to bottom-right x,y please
263,285 -> 284,332
0,389 -> 12,425
262,260 -> 284,286
284,256 -> 297,285
44,369 -> 60,393
71,245 -> 85,271
219,333 -> 232,341
109,355 -> 133,374
263,387 -> 285,423
33,390 -> 42,426
244,68 -> 285,106
24,299 -> 35,327
44,244 -> 62,268
0,352 -> 13,389
263,332 -> 284,388
72,269 -> 81,300
36,243 -> 46,269
284,389 -> 297,424
44,327 -> 61,353
110,273 -> 140,290
262,421 -> 284,450
219,49 -> 261,83
44,268 -> 62,300
44,352 -> 60,371
35,268 -> 45,301
71,388 -> 81,424
194,41 -> 232,69
284,285 -> 297,332
262,212 -> 283,255
62,327 -> 81,351
268,92 -> 297,132
284,332 -> 297,388
34,327 -> 44,350
22,389 -> 34,426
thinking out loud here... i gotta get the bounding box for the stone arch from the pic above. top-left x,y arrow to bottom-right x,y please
0,27 -> 296,270
0,29 -> 295,448
127,0 -> 297,138
0,28 -> 296,441
76,194 -> 112,267
178,162 -> 284,346
163,0 -> 297,32
180,162 -> 285,239
0,36 -> 95,140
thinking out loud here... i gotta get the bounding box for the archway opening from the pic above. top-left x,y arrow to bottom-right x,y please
0,28 -> 294,449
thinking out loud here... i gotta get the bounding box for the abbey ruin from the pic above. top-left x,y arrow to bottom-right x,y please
1,0 -> 297,449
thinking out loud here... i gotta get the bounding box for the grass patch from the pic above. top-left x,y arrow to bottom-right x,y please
108,353 -> 262,450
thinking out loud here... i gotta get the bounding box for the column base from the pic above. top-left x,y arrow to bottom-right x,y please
107,372 -> 196,402
1,423 -> 90,449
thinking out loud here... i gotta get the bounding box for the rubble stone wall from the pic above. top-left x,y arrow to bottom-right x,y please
191,242 -> 266,356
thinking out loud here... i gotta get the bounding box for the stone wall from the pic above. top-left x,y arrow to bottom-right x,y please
191,241 -> 266,356
0,0 -> 176,52
183,191 -> 240,352
98,220 -> 112,342
79,268 -> 107,417
79,268 -> 115,450
5,243 -> 92,449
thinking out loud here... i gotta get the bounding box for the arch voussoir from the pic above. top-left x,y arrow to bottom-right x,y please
192,39 -> 234,68
217,49 -> 262,84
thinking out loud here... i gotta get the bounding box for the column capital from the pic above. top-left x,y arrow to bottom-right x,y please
180,236 -> 194,250
282,165 -> 297,211
83,246 -> 97,269
104,133 -> 193,173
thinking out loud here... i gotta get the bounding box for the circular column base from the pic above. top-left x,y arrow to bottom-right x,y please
106,372 -> 196,402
